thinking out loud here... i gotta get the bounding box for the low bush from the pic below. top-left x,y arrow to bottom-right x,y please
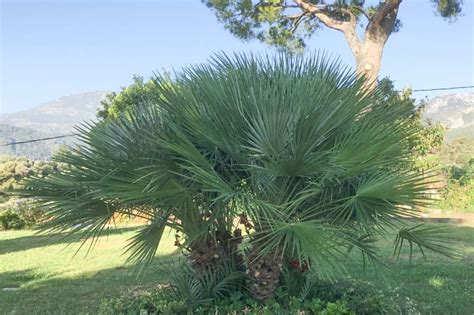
0,156 -> 58,230
439,181 -> 474,212
99,261 -> 416,315
99,282 -> 412,315
0,209 -> 26,230
99,291 -> 352,315
439,159 -> 474,212
0,199 -> 43,230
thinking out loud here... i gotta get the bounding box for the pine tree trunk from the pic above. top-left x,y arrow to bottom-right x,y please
295,0 -> 400,90
354,39 -> 384,90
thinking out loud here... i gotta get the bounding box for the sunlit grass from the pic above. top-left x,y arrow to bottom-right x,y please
428,276 -> 445,288
0,226 -> 176,314
0,223 -> 473,314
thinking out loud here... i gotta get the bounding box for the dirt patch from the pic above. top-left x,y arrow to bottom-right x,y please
420,211 -> 474,227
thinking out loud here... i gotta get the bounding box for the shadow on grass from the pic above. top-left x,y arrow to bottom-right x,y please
0,226 -> 142,255
0,255 -> 180,314
0,269 -> 38,288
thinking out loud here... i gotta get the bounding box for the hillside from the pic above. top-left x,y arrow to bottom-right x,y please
1,91 -> 107,134
0,124 -> 73,160
422,92 -> 474,141
0,91 -> 108,159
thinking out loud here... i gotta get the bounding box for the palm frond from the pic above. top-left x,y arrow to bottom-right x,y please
393,224 -> 461,262
124,211 -> 170,270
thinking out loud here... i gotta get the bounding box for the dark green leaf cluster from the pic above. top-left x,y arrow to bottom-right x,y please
97,75 -> 163,120
204,0 -> 321,51
432,0 -> 463,19
0,200 -> 43,230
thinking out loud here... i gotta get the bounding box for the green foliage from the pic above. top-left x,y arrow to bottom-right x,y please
97,75 -> 162,120
204,0 -> 320,51
0,200 -> 43,230
376,78 -> 446,173
203,1 -> 463,51
22,53 -> 453,302
0,210 -> 26,230
411,121 -> 445,157
438,158 -> 474,212
438,182 -> 474,212
422,138 -> 474,213
99,272 -> 416,315
164,259 -> 247,306
1,223 -> 473,314
99,252 -> 405,314
0,156 -> 59,229
409,121 -> 445,173
381,88 -> 473,213
393,224 -> 459,262
439,138 -> 474,166
444,159 -> 474,186
0,156 -> 59,202
432,0 -> 463,19
99,293 -> 353,315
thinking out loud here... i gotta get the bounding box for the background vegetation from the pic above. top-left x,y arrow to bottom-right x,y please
0,157 -> 60,230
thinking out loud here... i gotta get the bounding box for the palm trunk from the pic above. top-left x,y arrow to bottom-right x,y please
189,229 -> 244,272
247,247 -> 283,301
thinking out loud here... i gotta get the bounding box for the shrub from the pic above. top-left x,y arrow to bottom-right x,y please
0,210 -> 26,230
99,259 -> 415,315
22,53 -> 454,304
0,199 -> 43,230
99,291 -> 352,315
98,276 -> 415,315
438,159 -> 474,212
0,156 -> 59,229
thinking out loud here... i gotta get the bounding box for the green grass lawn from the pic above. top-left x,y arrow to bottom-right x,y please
1,223 -> 473,314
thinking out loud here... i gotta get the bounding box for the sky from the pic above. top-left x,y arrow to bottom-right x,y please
1,0 -> 473,114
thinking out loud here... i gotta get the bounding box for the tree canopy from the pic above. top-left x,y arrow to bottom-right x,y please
204,0 -> 463,85
97,75 -> 161,120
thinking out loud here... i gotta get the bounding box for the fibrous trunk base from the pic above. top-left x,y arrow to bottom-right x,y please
247,248 -> 283,301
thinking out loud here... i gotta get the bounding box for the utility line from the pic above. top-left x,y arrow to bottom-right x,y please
412,85 -> 474,92
1,85 -> 473,147
0,134 -> 76,147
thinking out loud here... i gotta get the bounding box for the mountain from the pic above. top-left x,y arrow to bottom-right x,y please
0,91 -> 108,159
421,92 -> 474,141
1,91 -> 108,134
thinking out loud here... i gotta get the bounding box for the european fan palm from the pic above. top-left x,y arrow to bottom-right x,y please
21,53 -> 454,301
